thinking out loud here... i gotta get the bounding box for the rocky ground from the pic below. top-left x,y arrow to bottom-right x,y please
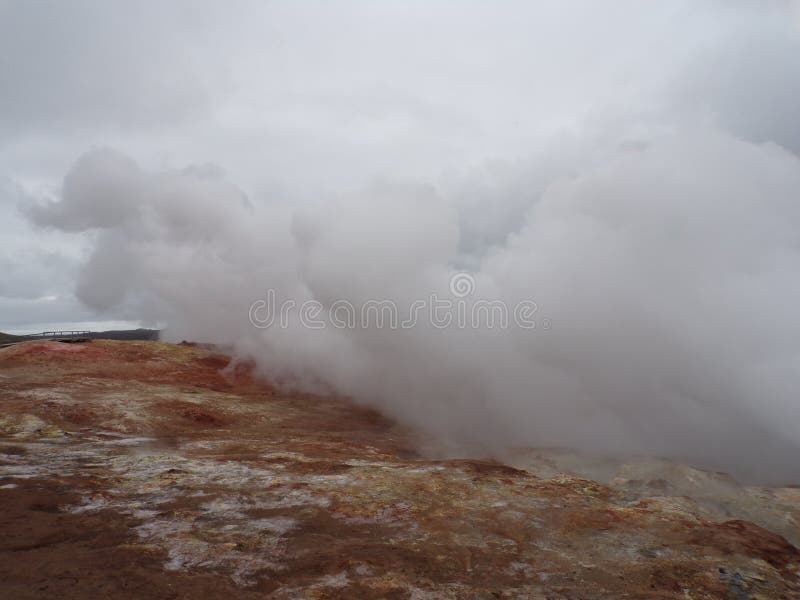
0,340 -> 798,599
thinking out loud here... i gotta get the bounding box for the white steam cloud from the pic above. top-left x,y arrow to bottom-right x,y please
22,2 -> 800,482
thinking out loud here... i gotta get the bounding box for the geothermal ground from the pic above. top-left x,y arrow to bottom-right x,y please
0,340 -> 798,599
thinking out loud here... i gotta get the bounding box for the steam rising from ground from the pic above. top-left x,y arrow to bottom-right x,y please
22,2 -> 800,482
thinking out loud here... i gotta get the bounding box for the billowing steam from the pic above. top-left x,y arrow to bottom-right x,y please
23,3 -> 800,482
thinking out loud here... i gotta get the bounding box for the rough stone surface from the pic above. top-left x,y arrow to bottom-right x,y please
1,340 -> 798,599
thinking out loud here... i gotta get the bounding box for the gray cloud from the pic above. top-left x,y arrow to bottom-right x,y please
0,1 -> 221,135
671,12 -> 800,155
26,148 -> 143,231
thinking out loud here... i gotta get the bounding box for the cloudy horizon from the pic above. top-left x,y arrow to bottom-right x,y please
4,0 -> 798,335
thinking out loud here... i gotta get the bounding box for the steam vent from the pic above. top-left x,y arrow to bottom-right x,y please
4,4 -> 800,597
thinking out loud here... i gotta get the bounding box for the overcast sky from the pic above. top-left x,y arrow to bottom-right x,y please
4,1 -> 800,478
2,0 -> 800,333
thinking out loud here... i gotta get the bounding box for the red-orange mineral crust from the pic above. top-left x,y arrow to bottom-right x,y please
0,340 -> 798,598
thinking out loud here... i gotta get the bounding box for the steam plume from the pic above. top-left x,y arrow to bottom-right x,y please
23,2 -> 800,482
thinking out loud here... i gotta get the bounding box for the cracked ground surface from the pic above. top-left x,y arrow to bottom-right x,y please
0,340 -> 798,599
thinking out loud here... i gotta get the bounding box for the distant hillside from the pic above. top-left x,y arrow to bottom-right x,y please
85,328 -> 160,341
0,332 -> 24,343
